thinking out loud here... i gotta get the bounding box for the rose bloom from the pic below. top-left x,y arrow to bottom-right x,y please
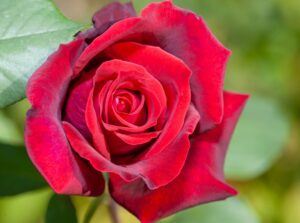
25,1 -> 249,222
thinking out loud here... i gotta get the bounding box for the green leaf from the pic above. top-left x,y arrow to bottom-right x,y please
225,96 -> 290,180
46,194 -> 78,223
0,0 -> 84,108
169,198 -> 260,223
0,143 -> 47,196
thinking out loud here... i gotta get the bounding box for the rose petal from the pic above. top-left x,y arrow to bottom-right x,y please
115,131 -> 161,146
109,91 -> 249,222
75,1 -> 229,132
63,68 -> 95,140
85,84 -> 111,159
104,42 -> 191,158
76,2 -> 136,42
85,60 -> 167,156
111,93 -> 146,127
63,104 -> 199,190
92,59 -> 167,134
25,39 -> 105,196
141,1 -> 231,131
74,17 -> 142,74
194,92 -> 250,179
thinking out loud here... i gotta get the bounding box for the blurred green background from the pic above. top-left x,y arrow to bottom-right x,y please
0,0 -> 299,222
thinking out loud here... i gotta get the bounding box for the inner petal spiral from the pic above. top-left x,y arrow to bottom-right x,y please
114,95 -> 131,113
111,89 -> 146,127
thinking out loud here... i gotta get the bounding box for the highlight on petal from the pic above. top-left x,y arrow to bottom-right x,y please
109,91 -> 249,223
25,39 -> 105,196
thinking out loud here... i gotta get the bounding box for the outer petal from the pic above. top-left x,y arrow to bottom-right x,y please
141,1 -> 231,131
25,39 -> 105,196
76,2 -> 136,41
74,17 -> 142,74
109,91 -> 249,223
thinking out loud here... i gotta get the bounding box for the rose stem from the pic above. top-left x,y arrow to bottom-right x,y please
108,197 -> 120,223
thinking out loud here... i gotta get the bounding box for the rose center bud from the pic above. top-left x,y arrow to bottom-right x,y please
114,96 -> 131,113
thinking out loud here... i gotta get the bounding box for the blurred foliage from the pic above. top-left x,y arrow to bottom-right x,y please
225,96 -> 290,180
0,111 -> 22,144
171,198 -> 260,223
0,143 -> 46,196
0,189 -> 52,223
46,195 -> 78,223
0,0 -> 299,223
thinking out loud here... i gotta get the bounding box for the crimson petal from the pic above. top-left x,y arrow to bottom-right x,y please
63,104 -> 199,190
92,59 -> 167,135
109,91 -> 249,222
141,1 -> 231,131
63,68 -> 95,140
25,39 -> 105,196
105,42 -> 192,158
75,1 -> 229,132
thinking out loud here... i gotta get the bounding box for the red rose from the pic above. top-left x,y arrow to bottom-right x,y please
25,1 -> 248,222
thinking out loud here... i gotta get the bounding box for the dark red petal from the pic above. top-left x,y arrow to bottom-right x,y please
74,17 -> 142,74
76,2 -> 136,41
75,1 -> 229,132
25,39 -> 105,196
105,42 -> 191,158
63,104 -> 199,190
141,1 -> 231,131
63,68 -> 95,139
194,91 -> 250,179
109,92 -> 249,222
127,105 -> 200,189
85,87 -> 111,159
